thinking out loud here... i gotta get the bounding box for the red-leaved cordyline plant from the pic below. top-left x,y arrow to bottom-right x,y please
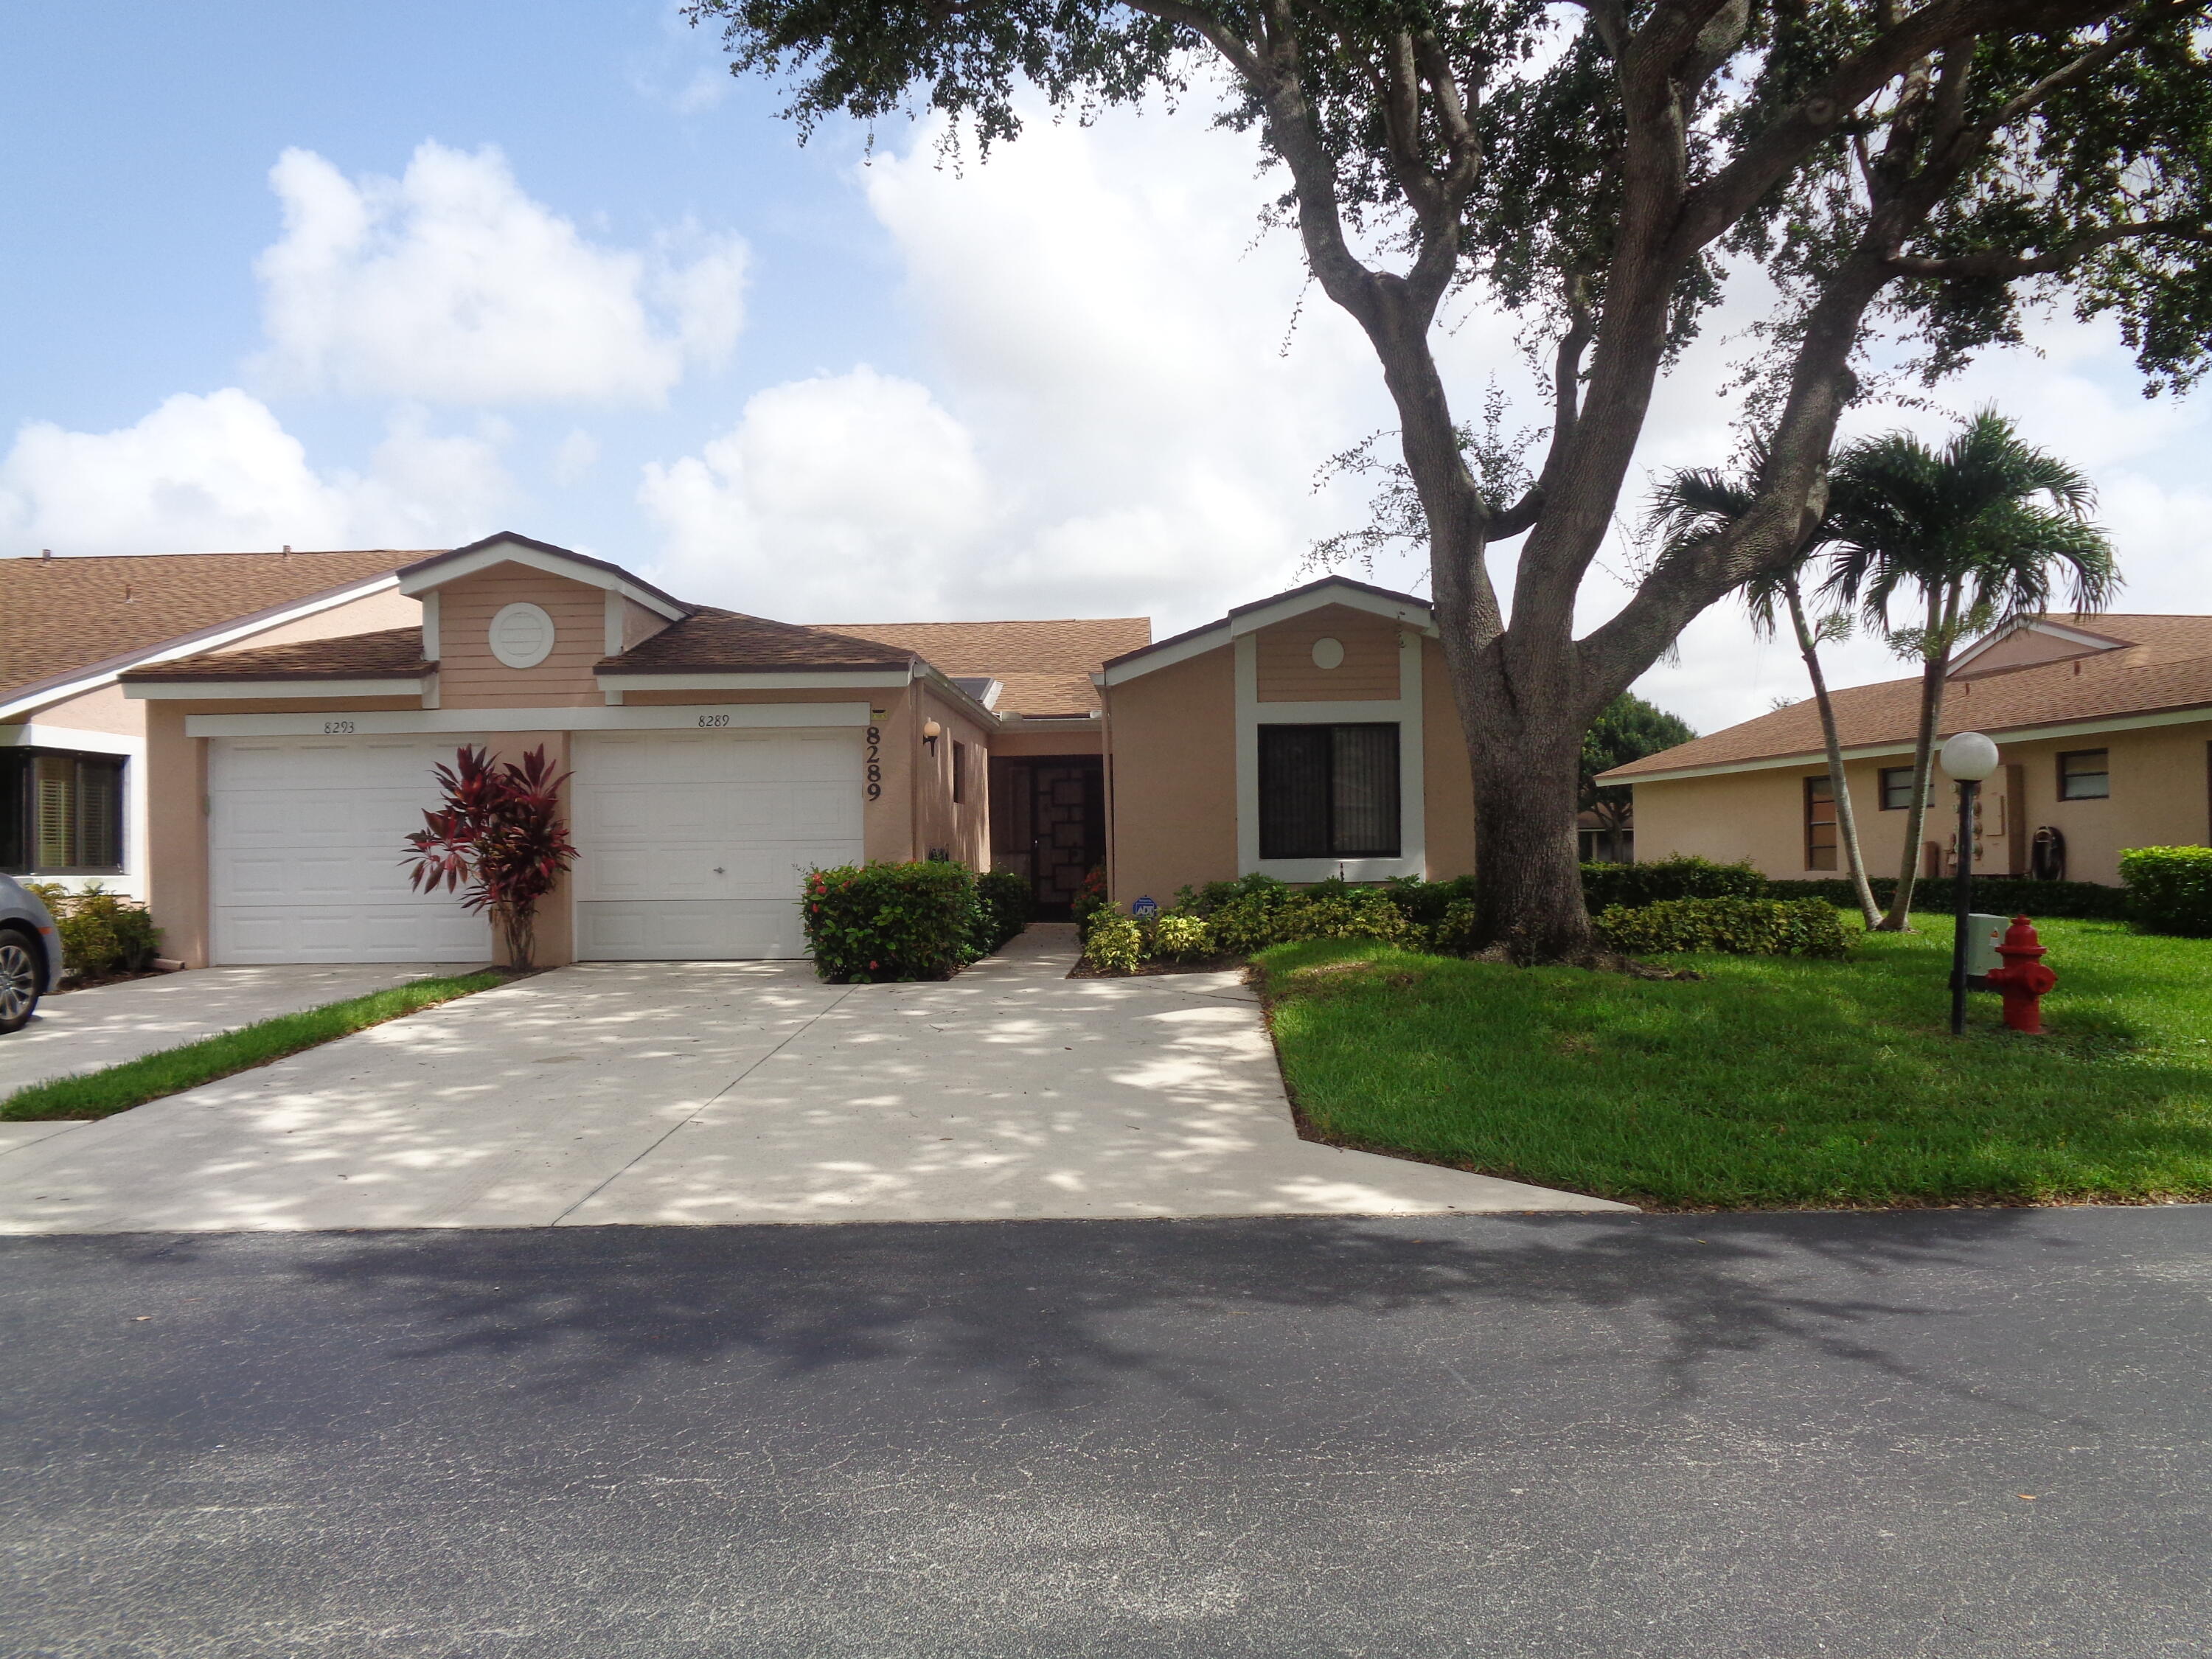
403,745 -> 578,970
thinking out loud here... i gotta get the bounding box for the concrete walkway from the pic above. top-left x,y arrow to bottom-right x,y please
0,927 -> 1625,1231
0,962 -> 486,1093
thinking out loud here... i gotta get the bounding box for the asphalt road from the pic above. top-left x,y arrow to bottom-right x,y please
2,1208 -> 2208,1658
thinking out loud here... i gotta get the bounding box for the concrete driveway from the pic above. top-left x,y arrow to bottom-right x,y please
0,927 -> 1621,1231
1,962 -> 486,1093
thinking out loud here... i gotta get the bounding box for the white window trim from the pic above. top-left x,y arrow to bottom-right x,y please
1236,629 -> 1425,881
2,727 -> 147,897
183,702 -> 873,739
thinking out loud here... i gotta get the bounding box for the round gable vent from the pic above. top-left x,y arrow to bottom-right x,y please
490,602 -> 556,669
1310,636 -> 1346,670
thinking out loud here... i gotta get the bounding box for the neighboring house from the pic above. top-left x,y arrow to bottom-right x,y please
1099,577 -> 1475,906
1602,614 -> 2212,886
1,549 -> 426,900
115,534 -> 1150,965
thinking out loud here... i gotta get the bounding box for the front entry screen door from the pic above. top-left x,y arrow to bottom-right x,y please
1031,759 -> 1104,917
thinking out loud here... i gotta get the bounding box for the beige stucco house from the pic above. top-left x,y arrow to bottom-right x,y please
1601,614 -> 2212,886
2,549 -> 425,901
1099,577 -> 1475,905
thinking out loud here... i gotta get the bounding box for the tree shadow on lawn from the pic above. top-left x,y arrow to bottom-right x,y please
72,1207 -> 2127,1433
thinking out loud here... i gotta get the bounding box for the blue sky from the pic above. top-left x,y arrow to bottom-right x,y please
4,2 -> 2205,732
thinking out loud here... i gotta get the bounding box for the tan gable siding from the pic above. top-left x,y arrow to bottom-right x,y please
621,597 -> 669,652
434,566 -> 607,708
1255,603 -> 1399,702
1105,646 -> 1237,902
1955,628 -> 2107,677
1420,637 -> 1477,877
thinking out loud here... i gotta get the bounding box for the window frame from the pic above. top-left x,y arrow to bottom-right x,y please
1,748 -> 127,877
2057,748 -> 2110,801
1878,765 -> 1916,811
1803,773 -> 1839,871
1256,722 -> 1402,861
951,739 -> 968,805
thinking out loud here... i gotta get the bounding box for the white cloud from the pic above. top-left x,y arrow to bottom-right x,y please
0,389 -> 512,555
253,142 -> 748,405
640,367 -> 996,617
551,428 -> 600,487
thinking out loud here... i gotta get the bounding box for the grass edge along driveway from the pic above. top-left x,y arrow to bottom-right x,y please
1,971 -> 508,1123
1259,917 -> 2212,1210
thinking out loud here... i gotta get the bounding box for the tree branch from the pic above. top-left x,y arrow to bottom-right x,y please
1890,216 -> 2212,276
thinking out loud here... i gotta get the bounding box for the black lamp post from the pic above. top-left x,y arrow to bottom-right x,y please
1938,731 -> 2000,1036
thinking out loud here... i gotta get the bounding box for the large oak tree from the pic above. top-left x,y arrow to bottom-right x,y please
689,0 -> 2212,958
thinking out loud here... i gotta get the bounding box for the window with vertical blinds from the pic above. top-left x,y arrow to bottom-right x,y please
1804,774 -> 1838,870
0,751 -> 125,874
1258,724 -> 1400,859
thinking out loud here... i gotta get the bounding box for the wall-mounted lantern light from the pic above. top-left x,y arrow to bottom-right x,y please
922,718 -> 942,757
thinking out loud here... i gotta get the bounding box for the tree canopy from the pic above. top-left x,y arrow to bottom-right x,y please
690,0 -> 2212,956
1580,693 -> 1697,834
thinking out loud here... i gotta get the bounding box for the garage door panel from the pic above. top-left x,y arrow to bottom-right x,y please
571,728 -> 862,959
209,735 -> 493,964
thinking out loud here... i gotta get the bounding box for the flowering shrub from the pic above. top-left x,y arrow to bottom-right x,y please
1149,913 -> 1214,960
1071,865 -> 1111,936
803,860 -> 1015,982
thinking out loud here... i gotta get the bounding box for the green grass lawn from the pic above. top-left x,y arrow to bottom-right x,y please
1259,917 -> 2212,1209
1,970 -> 509,1123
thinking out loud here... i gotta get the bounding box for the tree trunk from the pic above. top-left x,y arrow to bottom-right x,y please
497,902 -> 535,971
1785,580 -> 1881,928
1879,590 -> 1958,931
1465,701 -> 1593,960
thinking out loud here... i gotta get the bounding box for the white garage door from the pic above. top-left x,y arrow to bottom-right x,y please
209,735 -> 495,964
571,728 -> 863,960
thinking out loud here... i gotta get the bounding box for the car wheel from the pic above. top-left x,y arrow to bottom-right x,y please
0,930 -> 42,1034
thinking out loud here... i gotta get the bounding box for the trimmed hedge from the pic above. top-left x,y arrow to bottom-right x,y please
802,860 -> 1024,983
972,869 -> 1035,956
1580,855 -> 1767,909
1596,896 -> 1851,959
1763,873 -> 2131,921
2119,846 -> 2212,937
21,881 -> 161,978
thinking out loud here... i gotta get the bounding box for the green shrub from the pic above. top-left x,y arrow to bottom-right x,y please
2119,846 -> 2212,937
1083,913 -> 1144,973
1071,866 -> 1110,936
1150,913 -> 1215,960
1582,855 -> 1767,910
1764,873 -> 2130,920
972,869 -> 1035,954
21,880 -> 161,979
1430,898 -> 1481,956
1278,880 -> 1411,945
1177,872 -> 1292,919
801,860 -> 990,982
1596,896 -> 1851,959
1380,874 -> 1479,931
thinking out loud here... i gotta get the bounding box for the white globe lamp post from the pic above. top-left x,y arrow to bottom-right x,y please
1938,732 -> 2001,1034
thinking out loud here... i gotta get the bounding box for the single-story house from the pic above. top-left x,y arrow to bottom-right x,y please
49,537 -> 1484,968
1602,613 -> 2212,886
2,548 -> 426,899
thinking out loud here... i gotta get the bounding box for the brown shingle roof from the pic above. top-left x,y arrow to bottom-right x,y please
821,618 -> 1150,714
600,608 -> 915,674
1604,614 -> 2212,780
119,627 -> 430,683
1,549 -> 425,705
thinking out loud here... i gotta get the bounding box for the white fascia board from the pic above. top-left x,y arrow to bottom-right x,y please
1007,714 -> 1102,731
421,591 -> 442,662
398,540 -> 688,620
0,574 -> 404,723
595,669 -> 913,692
0,724 -> 145,757
914,665 -> 1004,728
1610,700 -> 2212,785
1228,582 -> 1436,639
1099,626 -> 1231,686
125,678 -> 430,701
185,701 -> 873,738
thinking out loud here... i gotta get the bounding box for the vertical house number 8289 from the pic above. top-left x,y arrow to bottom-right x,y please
865,727 -> 883,801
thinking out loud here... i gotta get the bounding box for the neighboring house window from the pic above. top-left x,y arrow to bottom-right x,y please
952,740 -> 968,804
1804,775 -> 1838,870
2058,748 -> 2110,801
1879,765 -> 1916,810
0,750 -> 125,874
1258,724 -> 1400,859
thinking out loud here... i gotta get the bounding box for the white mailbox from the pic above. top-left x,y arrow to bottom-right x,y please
1964,912 -> 2008,983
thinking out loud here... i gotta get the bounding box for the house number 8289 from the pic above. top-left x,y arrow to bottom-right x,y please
864,726 -> 883,801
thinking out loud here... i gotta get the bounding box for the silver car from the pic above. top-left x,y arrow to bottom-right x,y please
1,873 -> 64,1034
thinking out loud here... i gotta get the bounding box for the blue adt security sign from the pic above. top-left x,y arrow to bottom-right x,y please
1131,896 -> 1160,918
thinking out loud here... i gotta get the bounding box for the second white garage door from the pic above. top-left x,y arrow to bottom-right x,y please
571,728 -> 863,959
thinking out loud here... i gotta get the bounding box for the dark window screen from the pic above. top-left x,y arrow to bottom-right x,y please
1259,725 -> 1400,859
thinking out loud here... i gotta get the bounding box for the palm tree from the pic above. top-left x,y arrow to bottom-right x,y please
1823,409 -> 2118,931
1647,461 -> 1882,928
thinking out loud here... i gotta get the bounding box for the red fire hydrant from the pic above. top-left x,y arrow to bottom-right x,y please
1983,916 -> 2058,1034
